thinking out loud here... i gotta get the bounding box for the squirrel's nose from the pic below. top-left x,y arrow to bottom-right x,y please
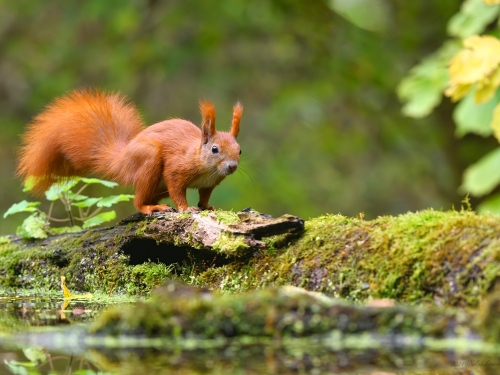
227,161 -> 238,174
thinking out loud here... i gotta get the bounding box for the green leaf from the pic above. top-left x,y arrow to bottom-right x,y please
45,179 -> 80,201
328,0 -> 390,33
454,87 -> 500,137
83,211 -> 116,228
72,197 -> 102,208
67,192 -> 89,201
398,41 -> 460,118
80,177 -> 118,188
23,176 -> 38,192
16,212 -> 48,239
23,346 -> 48,364
96,194 -> 135,207
478,192 -> 500,215
3,200 -> 41,218
399,79 -> 445,118
447,0 -> 500,39
5,360 -> 38,374
461,147 -> 500,196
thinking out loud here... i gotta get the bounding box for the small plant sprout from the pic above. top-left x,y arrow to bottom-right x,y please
4,177 -> 134,239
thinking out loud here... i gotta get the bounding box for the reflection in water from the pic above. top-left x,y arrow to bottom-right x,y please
0,344 -> 498,375
0,297 -> 104,328
0,297 -> 497,375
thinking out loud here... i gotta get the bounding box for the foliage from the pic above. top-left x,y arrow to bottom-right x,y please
397,41 -> 461,118
3,177 -> 134,239
398,0 -> 500,214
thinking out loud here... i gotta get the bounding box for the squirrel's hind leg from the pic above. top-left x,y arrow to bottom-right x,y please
123,141 -> 174,215
138,204 -> 175,215
137,185 -> 175,215
134,185 -> 175,215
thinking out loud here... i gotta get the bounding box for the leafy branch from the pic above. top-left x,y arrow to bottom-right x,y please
398,0 -> 500,214
3,177 -> 134,239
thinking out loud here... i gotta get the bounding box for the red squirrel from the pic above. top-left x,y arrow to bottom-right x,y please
17,89 -> 243,214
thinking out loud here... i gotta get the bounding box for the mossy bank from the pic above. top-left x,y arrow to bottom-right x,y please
1,209 -> 499,307
193,209 -> 500,307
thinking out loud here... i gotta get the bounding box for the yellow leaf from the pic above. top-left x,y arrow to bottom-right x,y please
491,102 -> 500,142
484,0 -> 500,4
444,83 -> 473,102
475,66 -> 500,102
61,275 -> 72,298
448,35 -> 500,82
60,275 -> 93,300
446,35 -> 500,103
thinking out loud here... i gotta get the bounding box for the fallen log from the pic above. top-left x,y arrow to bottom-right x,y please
1,208 -> 499,307
0,208 -> 304,294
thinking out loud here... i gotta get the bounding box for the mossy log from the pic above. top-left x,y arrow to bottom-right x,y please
1,208 -> 500,307
189,209 -> 500,307
0,208 -> 304,294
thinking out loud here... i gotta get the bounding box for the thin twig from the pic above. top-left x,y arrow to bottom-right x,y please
47,201 -> 55,219
79,207 -> 103,221
45,217 -> 71,223
60,193 -> 74,227
67,184 -> 88,205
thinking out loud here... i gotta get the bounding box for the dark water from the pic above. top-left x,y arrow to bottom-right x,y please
0,297 -> 498,375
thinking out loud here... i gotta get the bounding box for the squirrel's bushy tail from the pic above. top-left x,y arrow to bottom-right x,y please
17,89 -> 144,195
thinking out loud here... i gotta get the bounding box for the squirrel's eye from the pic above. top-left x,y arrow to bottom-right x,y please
212,145 -> 219,154
239,150 -> 242,155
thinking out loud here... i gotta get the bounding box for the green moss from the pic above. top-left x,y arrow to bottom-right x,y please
0,236 -> 11,244
212,233 -> 249,257
89,282 -> 491,348
2,209 -> 500,305
213,209 -> 240,225
199,210 -> 211,218
186,210 -> 500,307
0,227 -> 164,295
362,210 -> 500,304
124,262 -> 175,296
177,212 -> 191,220
135,220 -> 150,236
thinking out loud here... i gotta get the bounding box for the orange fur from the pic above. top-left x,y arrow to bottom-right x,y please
231,101 -> 243,137
199,100 -> 216,144
17,89 -> 243,214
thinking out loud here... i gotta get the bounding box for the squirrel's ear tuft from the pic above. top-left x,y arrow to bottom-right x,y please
199,100 -> 216,144
231,101 -> 243,138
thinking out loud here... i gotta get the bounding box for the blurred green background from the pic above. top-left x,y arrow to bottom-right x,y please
1,0 -> 494,234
